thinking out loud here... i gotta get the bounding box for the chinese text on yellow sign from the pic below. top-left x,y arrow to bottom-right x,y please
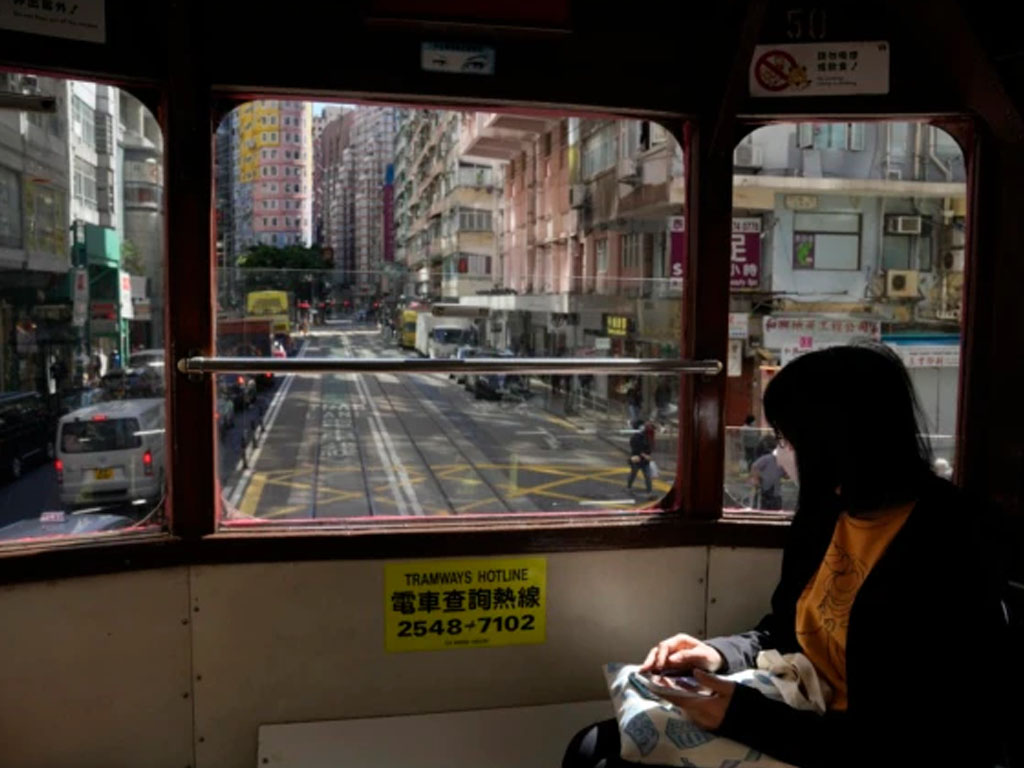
385,557 -> 546,652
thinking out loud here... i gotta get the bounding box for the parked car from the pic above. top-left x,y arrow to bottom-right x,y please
56,398 -> 165,509
451,344 -> 482,384
98,366 -> 165,400
0,391 -> 56,480
60,386 -> 102,415
469,350 -> 527,401
128,348 -> 165,370
474,371 -> 527,401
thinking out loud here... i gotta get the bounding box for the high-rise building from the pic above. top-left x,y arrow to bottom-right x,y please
0,73 -> 71,391
314,109 -> 354,282
119,90 -> 164,347
394,110 -> 504,302
312,105 -> 344,245
215,116 -> 234,270
349,107 -> 397,297
230,100 -> 312,254
313,106 -> 396,299
69,80 -> 119,232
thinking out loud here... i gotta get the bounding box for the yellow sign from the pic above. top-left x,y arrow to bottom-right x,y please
605,315 -> 629,337
384,556 -> 547,653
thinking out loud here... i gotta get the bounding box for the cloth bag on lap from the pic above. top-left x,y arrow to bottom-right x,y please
603,651 -> 830,768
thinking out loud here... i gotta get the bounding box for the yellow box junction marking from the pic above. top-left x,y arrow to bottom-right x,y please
384,557 -> 546,652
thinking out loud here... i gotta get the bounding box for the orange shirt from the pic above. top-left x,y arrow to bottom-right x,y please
795,503 -> 914,711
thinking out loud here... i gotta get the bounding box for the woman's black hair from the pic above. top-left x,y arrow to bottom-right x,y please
762,342 -> 934,515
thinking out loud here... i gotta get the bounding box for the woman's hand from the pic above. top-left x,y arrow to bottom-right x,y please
661,670 -> 735,731
640,633 -> 724,674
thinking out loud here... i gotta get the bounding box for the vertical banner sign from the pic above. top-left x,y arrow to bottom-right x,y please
118,270 -> 134,320
730,219 -> 762,289
385,557 -> 546,652
667,216 -> 685,290
71,268 -> 88,327
382,163 -> 395,263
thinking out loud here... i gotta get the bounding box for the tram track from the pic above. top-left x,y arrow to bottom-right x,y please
338,331 -> 516,515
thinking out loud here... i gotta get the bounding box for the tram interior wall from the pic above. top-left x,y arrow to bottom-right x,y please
0,546 -> 780,768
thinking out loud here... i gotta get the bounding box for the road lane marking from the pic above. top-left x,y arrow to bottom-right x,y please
237,472 -> 267,517
225,339 -> 309,509
345,335 -> 424,516
338,334 -> 410,515
543,414 -> 582,432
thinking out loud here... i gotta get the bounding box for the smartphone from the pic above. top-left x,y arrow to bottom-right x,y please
629,671 -> 716,699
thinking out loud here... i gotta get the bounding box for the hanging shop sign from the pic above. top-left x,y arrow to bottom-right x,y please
727,339 -> 744,377
667,216 -> 685,290
766,315 -> 882,364
604,314 -> 633,337
889,344 -> 960,369
385,557 -> 546,653
729,312 -> 749,340
71,268 -> 88,328
731,217 -> 762,290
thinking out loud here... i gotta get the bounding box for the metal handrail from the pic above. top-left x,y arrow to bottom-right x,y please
178,356 -> 723,376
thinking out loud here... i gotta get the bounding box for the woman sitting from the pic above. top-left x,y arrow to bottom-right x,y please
565,343 -> 1009,768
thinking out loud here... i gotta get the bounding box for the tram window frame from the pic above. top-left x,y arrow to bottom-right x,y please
0,76 -> 979,570
199,101 -> 709,545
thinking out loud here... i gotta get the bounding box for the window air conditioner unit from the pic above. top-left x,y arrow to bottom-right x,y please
942,248 -> 965,272
733,144 -> 763,168
569,184 -> 587,208
886,269 -> 919,298
885,215 -> 922,235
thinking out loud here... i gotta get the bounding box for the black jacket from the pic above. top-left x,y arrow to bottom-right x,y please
708,476 -> 1009,768
629,431 -> 650,465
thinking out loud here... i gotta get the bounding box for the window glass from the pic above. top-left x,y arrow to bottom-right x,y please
215,104 -> 687,525
725,122 -> 965,512
0,73 -> 167,543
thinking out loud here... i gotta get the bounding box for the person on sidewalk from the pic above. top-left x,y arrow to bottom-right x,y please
626,419 -> 653,496
626,376 -> 643,427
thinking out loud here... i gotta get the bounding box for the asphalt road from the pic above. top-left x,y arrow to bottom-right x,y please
220,322 -> 679,521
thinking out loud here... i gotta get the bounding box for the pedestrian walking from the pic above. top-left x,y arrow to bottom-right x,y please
749,436 -> 785,510
626,419 -> 654,496
740,414 -> 760,470
626,376 -> 643,427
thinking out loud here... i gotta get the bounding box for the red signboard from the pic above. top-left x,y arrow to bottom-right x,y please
668,216 -> 685,288
730,218 -> 762,290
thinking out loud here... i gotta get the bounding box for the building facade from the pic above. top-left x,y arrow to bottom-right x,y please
315,109 -> 355,284
1,74 -> 166,393
394,110 -> 503,303
349,107 -> 397,297
727,121 -> 966,435
0,73 -> 71,392
119,90 -> 164,347
230,100 -> 312,254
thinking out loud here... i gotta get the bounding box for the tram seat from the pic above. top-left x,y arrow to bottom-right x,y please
256,699 -> 612,768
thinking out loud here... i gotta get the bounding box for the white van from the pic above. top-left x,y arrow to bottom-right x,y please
56,398 -> 165,509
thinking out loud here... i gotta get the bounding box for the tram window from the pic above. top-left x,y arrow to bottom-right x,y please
215,104 -> 688,525
0,71 -> 168,544
725,121 -> 966,513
